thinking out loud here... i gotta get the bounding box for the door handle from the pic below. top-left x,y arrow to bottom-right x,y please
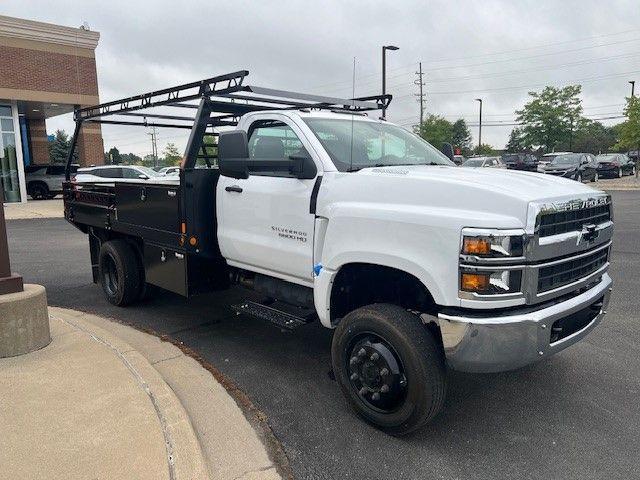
225,185 -> 243,193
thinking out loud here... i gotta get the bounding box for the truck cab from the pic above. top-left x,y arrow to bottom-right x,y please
63,72 -> 613,435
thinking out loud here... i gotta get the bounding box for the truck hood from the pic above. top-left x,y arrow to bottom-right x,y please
319,165 -> 603,229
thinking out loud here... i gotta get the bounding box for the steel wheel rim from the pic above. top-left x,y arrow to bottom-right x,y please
103,254 -> 119,296
345,332 -> 408,413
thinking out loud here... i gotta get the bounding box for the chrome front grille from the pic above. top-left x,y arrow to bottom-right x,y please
537,247 -> 609,293
538,203 -> 611,237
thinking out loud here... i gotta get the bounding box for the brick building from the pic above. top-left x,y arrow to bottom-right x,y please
0,15 -> 103,202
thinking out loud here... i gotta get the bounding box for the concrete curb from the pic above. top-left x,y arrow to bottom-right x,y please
50,307 -> 286,480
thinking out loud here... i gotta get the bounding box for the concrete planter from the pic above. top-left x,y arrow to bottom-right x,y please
0,284 -> 50,357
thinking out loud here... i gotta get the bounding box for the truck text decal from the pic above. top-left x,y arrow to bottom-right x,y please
271,226 -> 308,243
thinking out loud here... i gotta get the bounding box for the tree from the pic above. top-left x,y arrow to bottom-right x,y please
162,142 -> 182,166
505,127 -> 529,152
474,143 -> 495,155
120,152 -> 142,165
106,147 -> 121,165
451,119 -> 472,155
49,129 -> 75,164
415,114 -> 453,149
615,96 -> 640,156
516,85 -> 583,153
562,120 -> 617,154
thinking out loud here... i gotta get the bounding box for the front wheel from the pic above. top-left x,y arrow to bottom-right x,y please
331,304 -> 446,436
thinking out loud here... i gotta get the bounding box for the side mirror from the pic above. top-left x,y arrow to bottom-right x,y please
218,130 -> 250,179
138,174 -> 149,180
289,154 -> 317,180
441,143 -> 455,162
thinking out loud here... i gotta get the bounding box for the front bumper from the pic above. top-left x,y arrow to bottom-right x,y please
436,273 -> 612,373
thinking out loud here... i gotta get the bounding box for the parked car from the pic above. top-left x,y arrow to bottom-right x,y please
74,165 -> 178,184
537,152 -> 572,172
25,164 -> 79,200
542,153 -> 598,182
595,153 -> 636,178
501,153 -> 538,171
158,166 -> 180,176
452,154 -> 465,166
461,156 -> 506,168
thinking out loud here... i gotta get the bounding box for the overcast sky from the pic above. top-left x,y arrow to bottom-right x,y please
4,0 -> 640,156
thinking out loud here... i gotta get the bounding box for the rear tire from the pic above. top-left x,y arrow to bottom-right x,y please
28,182 -> 49,200
98,240 -> 142,306
331,304 -> 446,436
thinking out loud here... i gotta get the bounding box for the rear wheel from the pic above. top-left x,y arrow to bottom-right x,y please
98,240 -> 142,306
331,304 -> 446,436
28,182 -> 49,200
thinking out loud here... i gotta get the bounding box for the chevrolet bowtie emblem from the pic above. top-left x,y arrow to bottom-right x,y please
581,223 -> 599,243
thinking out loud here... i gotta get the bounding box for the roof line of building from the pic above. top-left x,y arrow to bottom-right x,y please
0,15 -> 99,50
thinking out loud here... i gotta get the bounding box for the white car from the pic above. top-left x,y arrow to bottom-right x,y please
461,156 -> 506,168
74,165 -> 179,184
537,152 -> 572,172
158,166 -> 180,176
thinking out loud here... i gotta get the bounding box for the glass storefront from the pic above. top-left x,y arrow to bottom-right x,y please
0,104 -> 22,202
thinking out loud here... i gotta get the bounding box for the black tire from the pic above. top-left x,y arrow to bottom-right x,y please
98,239 -> 142,306
28,182 -> 49,200
331,304 -> 446,436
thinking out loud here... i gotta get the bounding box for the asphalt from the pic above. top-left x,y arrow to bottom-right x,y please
6,191 -> 640,480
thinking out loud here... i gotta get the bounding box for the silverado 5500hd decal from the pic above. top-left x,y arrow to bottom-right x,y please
271,226 -> 308,243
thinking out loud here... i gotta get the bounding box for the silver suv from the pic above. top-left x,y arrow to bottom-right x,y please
25,164 -> 79,200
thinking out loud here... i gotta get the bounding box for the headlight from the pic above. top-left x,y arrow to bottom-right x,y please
460,269 -> 522,294
461,230 -> 524,258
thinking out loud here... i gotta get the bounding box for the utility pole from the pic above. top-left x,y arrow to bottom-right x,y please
414,62 -> 426,127
630,80 -> 635,97
381,45 -> 399,119
631,81 -> 639,178
147,126 -> 158,168
475,98 -> 483,149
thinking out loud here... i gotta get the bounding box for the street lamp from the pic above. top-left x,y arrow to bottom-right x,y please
475,98 -> 483,148
382,45 -> 399,119
629,80 -> 635,97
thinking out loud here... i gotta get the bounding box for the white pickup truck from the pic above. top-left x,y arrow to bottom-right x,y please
63,72 -> 613,434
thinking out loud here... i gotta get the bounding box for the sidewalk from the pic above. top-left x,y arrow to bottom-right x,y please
0,307 -> 285,480
4,199 -> 63,220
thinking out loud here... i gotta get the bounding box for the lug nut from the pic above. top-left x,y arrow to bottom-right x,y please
349,356 -> 359,366
380,385 -> 390,393
380,367 -> 389,377
358,387 -> 368,396
370,352 -> 380,361
371,392 -> 380,401
358,348 -> 367,358
350,373 -> 359,381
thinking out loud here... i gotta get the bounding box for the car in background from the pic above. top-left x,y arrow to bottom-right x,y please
461,156 -> 506,169
595,153 -> 636,178
74,165 -> 178,184
501,153 -> 538,171
537,152 -> 572,172
541,153 -> 598,182
158,166 -> 180,176
452,154 -> 466,166
25,164 -> 79,200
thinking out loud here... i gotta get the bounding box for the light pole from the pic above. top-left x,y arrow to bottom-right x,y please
630,80 -> 635,97
382,45 -> 399,119
475,98 -> 483,149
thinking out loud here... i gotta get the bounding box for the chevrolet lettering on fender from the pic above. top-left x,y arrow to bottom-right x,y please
62,70 -> 613,435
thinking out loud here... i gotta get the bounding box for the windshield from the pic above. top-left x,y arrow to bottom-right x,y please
596,154 -> 618,163
462,159 -> 485,167
550,154 -> 580,166
137,166 -> 161,177
303,118 -> 453,171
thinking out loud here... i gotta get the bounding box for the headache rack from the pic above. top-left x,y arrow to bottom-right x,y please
64,69 -> 391,179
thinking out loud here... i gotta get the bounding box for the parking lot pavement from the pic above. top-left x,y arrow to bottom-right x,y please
5,190 -> 640,480
592,174 -> 640,190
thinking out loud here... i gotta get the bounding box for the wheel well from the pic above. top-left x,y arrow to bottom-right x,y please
27,180 -> 47,191
89,229 -> 145,284
330,263 -> 437,324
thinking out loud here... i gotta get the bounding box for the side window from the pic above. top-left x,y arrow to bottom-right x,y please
122,168 -> 140,179
248,120 -> 309,177
98,167 -> 122,178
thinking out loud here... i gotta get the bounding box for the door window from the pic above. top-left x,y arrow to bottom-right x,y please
247,121 -> 310,177
97,167 -> 123,178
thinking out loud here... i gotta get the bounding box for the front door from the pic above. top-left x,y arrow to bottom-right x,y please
217,117 -> 320,286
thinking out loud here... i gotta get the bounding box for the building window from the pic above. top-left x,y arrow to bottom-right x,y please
0,104 -> 21,202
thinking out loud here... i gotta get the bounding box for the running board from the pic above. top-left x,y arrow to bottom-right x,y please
231,300 -> 314,330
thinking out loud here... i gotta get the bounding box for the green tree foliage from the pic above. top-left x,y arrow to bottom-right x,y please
120,152 -> 142,165
615,96 -> 640,153
451,119 -> 472,155
516,85 -> 583,153
559,120 -> 618,154
505,127 -> 529,152
473,143 -> 495,155
162,142 -> 182,166
106,147 -> 121,164
49,129 -> 76,164
415,114 -> 453,149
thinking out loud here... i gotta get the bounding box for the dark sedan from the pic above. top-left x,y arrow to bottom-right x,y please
595,153 -> 636,178
542,153 -> 598,182
501,153 -> 538,171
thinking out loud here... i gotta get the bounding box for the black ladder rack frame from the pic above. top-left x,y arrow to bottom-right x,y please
64,69 -> 392,180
